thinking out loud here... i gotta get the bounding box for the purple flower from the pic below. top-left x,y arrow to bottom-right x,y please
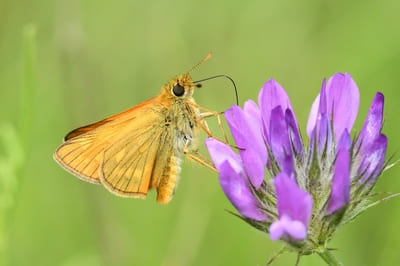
270,173 -> 312,241
356,93 -> 384,153
205,72 -> 391,262
357,134 -> 387,184
354,92 -> 386,184
259,79 -> 298,141
307,73 -> 360,140
224,101 -> 267,188
205,138 -> 267,221
327,130 -> 351,214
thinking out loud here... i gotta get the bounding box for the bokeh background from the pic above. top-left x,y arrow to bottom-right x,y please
1,0 -> 400,265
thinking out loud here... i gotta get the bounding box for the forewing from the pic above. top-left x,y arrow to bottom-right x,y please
63,99 -> 156,141
53,98 -> 164,185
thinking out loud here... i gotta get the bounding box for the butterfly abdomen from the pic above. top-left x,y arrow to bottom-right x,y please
156,155 -> 181,204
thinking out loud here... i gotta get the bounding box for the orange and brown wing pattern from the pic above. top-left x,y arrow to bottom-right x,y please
53,99 -> 171,197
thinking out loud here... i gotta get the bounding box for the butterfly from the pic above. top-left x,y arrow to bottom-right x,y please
54,53 -> 224,204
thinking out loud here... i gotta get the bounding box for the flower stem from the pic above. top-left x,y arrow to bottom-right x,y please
266,246 -> 288,265
317,249 -> 343,266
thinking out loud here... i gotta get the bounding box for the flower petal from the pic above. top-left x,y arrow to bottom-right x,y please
258,79 -> 297,141
243,100 -> 263,126
358,134 -> 387,184
337,129 -> 351,153
356,92 -> 384,155
307,73 -> 360,139
225,104 -> 267,188
309,82 -> 334,154
273,173 -> 313,228
307,94 -> 320,137
316,113 -> 332,154
219,161 -> 267,221
327,146 -> 350,214
205,138 -> 242,173
306,79 -> 326,137
285,109 -> 303,156
270,215 -> 307,241
269,106 -> 294,175
327,73 -> 360,138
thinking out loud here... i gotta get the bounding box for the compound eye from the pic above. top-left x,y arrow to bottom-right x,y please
172,84 -> 185,96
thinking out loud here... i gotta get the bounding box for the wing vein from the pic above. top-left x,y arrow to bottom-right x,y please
125,133 -> 160,192
112,131 -> 160,190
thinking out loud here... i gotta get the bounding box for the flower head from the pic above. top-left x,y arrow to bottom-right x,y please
206,73 -> 393,264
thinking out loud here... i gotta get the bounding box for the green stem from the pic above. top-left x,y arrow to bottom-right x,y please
317,250 -> 343,266
266,246 -> 288,265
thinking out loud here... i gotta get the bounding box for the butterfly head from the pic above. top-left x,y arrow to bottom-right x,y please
162,73 -> 202,100
160,53 -> 211,102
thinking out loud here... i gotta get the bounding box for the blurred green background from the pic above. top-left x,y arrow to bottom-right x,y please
1,0 -> 400,265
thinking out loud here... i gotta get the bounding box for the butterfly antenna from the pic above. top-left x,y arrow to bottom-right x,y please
187,52 -> 212,73
193,74 -> 239,105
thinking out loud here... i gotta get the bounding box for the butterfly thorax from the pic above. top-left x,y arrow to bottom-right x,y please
157,74 -> 201,155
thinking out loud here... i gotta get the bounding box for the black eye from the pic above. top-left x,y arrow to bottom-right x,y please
172,84 -> 185,96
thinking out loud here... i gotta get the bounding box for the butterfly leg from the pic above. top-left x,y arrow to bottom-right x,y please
183,147 -> 218,173
193,116 -> 241,152
199,111 -> 229,144
193,114 -> 232,147
186,101 -> 230,144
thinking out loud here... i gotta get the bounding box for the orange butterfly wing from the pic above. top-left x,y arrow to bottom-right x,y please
63,99 -> 157,141
99,118 -> 173,198
54,98 -> 175,199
